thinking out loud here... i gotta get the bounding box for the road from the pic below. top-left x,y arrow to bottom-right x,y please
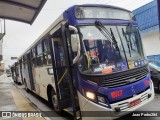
0,74 -> 160,120
0,74 -> 69,120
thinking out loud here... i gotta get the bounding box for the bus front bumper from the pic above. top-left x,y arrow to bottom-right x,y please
78,80 -> 154,120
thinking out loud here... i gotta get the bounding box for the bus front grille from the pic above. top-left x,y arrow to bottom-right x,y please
102,66 -> 149,88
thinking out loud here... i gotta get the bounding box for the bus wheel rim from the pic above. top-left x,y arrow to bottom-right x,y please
52,95 -> 59,111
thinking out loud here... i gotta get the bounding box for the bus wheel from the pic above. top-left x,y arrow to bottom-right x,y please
51,90 -> 60,112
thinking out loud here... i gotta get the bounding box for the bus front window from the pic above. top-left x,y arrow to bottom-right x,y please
78,25 -> 145,75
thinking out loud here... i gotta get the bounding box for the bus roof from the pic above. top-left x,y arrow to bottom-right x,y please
17,4 -> 132,60
68,4 -> 131,12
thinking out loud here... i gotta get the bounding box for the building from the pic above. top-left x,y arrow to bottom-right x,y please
133,0 -> 160,59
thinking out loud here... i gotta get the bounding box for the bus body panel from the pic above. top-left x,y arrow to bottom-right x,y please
77,71 -> 150,102
17,64 -> 23,84
22,61 -> 32,90
11,66 -> 16,82
77,91 -> 112,120
78,81 -> 154,119
34,66 -> 56,100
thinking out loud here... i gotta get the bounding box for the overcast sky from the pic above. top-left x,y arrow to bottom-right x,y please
2,0 -> 154,68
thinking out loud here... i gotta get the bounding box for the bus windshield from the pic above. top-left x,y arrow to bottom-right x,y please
78,25 -> 145,75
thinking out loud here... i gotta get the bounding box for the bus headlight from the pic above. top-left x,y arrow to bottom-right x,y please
86,91 -> 96,100
84,90 -> 110,108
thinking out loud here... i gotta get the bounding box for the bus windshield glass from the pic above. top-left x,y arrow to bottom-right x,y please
78,25 -> 145,75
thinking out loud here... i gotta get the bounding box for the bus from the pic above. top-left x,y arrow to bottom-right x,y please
11,63 -> 16,82
15,4 -> 154,119
6,68 -> 11,77
11,62 -> 23,84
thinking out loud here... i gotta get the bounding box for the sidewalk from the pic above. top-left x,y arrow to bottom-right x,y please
0,74 -> 45,120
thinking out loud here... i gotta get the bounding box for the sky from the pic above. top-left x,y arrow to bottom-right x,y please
2,0 -> 154,68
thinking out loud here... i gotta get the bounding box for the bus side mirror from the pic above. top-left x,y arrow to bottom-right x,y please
69,25 -> 81,64
71,34 -> 80,52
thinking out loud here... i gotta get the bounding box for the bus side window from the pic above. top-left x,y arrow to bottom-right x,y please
53,38 -> 66,68
37,43 -> 44,67
43,38 -> 52,65
23,55 -> 27,69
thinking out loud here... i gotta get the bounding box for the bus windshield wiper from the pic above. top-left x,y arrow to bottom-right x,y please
110,28 -> 120,52
95,21 -> 112,43
122,28 -> 131,57
95,20 -> 119,51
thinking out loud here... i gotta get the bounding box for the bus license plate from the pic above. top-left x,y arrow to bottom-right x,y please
129,98 -> 141,108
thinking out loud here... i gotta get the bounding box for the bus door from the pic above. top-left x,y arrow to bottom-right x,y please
27,52 -> 35,90
50,25 -> 81,119
51,29 -> 72,108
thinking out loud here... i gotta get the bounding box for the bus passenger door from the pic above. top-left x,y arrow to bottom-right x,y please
51,29 -> 72,107
27,52 -> 35,90
50,26 -> 81,119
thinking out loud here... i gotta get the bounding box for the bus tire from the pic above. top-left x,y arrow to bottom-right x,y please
51,89 -> 61,113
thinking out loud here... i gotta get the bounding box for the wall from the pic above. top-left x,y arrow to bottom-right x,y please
141,30 -> 160,56
133,0 -> 160,57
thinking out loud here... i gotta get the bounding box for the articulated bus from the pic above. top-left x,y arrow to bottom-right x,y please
14,4 -> 154,119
